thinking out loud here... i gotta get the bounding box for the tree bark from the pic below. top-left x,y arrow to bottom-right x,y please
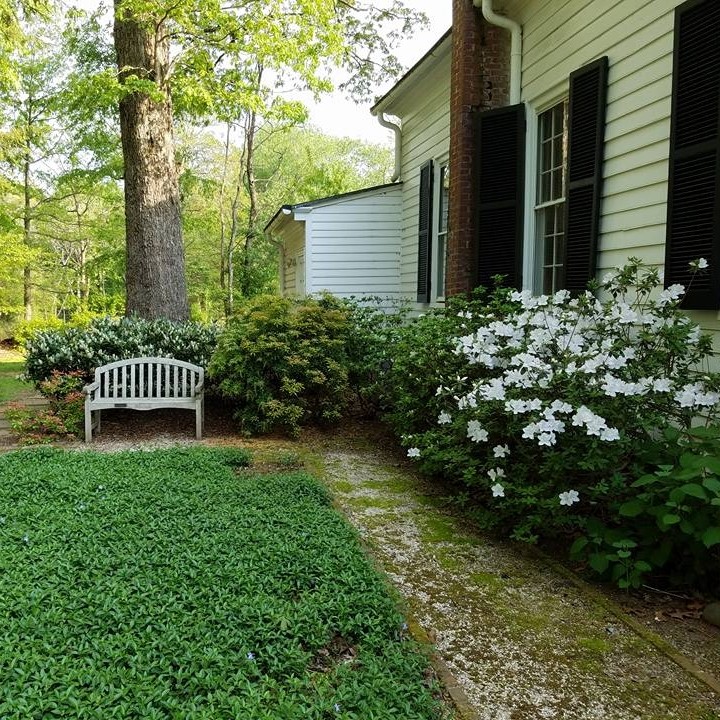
241,106 -> 258,298
113,2 -> 189,321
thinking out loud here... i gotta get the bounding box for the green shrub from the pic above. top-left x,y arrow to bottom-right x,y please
335,296 -> 410,415
390,259 -> 720,589
209,294 -> 353,436
380,286 -> 512,440
24,316 -> 219,384
571,425 -> 720,591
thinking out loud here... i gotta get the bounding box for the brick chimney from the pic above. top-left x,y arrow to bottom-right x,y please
447,0 -> 510,297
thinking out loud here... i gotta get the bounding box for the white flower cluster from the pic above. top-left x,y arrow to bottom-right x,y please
408,261 -> 720,512
449,272 -> 717,453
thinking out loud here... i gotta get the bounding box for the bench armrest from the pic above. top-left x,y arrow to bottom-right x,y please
194,380 -> 204,394
83,380 -> 100,395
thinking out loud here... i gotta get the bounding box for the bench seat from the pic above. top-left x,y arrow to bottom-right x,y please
83,357 -> 204,442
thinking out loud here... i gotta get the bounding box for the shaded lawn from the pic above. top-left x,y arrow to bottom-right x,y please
0,447 -> 446,719
0,360 -> 28,403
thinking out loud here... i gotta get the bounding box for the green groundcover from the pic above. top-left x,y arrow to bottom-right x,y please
0,447 -> 446,719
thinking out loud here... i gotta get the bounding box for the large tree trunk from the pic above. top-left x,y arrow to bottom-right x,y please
113,3 -> 189,321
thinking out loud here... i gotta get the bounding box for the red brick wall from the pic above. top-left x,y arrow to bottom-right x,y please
447,0 -> 510,297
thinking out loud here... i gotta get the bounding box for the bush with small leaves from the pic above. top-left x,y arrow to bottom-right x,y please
209,294 -> 353,436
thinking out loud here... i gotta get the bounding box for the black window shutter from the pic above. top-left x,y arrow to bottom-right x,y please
563,56 -> 609,295
416,159 -> 434,303
665,0 -> 720,309
476,103 -> 525,289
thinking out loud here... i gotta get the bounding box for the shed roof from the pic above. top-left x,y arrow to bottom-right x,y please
264,182 -> 401,234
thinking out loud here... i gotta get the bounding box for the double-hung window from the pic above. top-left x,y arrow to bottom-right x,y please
475,58 -> 607,296
535,102 -> 567,294
416,159 -> 450,303
436,164 -> 449,300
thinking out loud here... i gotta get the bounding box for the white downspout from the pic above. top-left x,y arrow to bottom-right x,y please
373,111 -> 402,182
475,0 -> 522,105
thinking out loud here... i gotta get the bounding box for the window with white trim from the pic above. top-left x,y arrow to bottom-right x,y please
534,101 -> 567,294
436,164 -> 449,299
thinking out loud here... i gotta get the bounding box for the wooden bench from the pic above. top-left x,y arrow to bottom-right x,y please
83,357 -> 204,443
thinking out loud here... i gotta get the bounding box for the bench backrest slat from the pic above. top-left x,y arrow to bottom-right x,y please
91,357 -> 203,401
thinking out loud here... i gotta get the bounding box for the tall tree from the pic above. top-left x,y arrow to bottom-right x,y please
0,0 -> 50,88
0,20 -> 65,320
113,1 -> 188,320
109,0 -> 424,320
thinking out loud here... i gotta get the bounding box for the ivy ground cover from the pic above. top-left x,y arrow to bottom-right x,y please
0,447 -> 444,719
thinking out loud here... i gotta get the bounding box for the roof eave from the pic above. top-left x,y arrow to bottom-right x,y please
371,28 -> 452,116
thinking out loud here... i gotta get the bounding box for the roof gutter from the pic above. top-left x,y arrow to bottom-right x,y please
475,0 -> 522,105
372,111 -> 402,182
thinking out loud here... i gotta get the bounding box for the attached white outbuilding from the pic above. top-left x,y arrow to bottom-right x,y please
265,183 -> 403,304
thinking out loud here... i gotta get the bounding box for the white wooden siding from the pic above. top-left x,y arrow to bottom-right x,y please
385,48 -> 452,308
301,186 -> 402,301
281,222 -> 304,296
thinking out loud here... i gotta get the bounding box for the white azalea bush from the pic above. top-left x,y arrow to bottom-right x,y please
398,259 -> 720,588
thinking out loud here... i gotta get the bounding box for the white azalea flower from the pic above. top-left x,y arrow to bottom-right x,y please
559,490 -> 580,506
437,412 -> 452,425
407,447 -> 420,458
467,420 -> 489,443
491,483 -> 505,498
600,427 -> 620,441
488,467 -> 506,481
493,444 -> 510,458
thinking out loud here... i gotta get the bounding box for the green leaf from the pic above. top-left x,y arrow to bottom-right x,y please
679,452 -> 702,469
702,476 -> 720,494
618,499 -> 645,517
687,426 -> 720,440
661,513 -> 681,526
569,536 -> 589,556
588,553 -> 609,574
679,483 -> 708,500
698,457 -> 720,475
702,526 -> 720,548
631,474 -> 659,488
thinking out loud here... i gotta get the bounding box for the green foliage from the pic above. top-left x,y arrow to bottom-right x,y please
24,316 -> 219,384
572,425 -> 720,591
381,288 -> 511,440
385,261 -> 720,589
0,447 -> 445,718
5,369 -> 86,442
332,296 -> 409,415
209,295 -> 352,436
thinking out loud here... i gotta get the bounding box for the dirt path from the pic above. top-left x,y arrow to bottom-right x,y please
301,431 -> 720,720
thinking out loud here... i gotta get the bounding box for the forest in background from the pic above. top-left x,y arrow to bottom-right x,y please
0,1 -> 422,336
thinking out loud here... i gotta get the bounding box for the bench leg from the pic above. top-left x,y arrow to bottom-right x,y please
84,404 -> 92,443
196,396 -> 204,440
